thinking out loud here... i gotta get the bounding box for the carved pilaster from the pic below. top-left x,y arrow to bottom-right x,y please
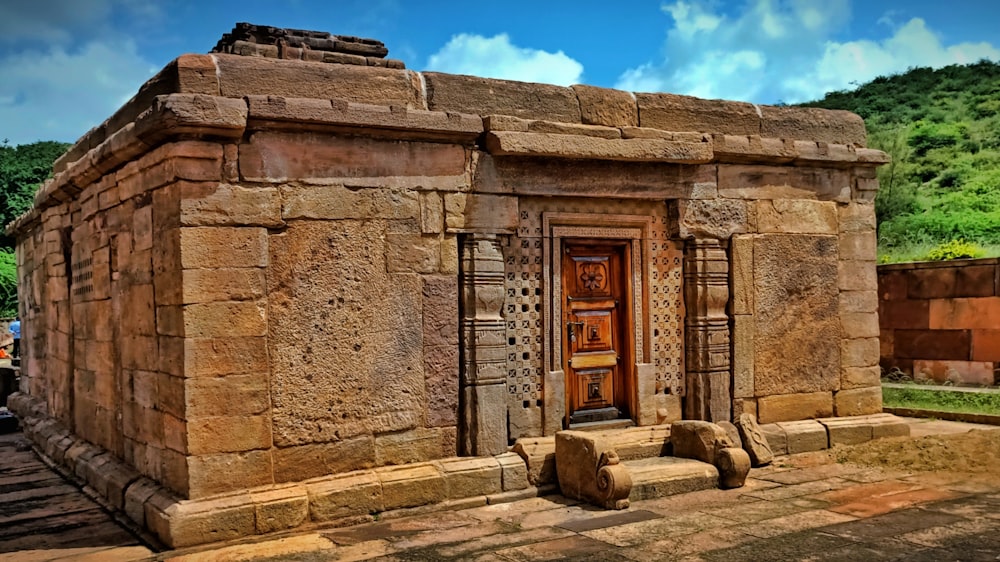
459,234 -> 508,455
683,239 -> 732,422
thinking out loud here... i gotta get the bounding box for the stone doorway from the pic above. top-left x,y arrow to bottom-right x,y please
561,240 -> 635,425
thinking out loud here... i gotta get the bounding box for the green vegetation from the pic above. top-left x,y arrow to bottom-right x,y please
882,386 -> 1000,416
0,139 -> 70,316
802,60 -> 1000,263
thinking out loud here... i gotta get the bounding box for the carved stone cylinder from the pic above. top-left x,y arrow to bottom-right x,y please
684,239 -> 732,422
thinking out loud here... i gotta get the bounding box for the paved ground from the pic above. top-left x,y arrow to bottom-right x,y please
1,418 -> 998,561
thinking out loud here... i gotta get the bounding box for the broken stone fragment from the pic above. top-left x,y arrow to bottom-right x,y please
555,431 -> 632,510
669,420 -> 732,465
717,421 -> 743,449
736,413 -> 775,467
716,447 -> 751,489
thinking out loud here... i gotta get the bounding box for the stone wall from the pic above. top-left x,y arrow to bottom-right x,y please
4,28 -> 888,546
878,258 -> 1000,385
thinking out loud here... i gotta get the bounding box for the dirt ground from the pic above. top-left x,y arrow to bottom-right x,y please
826,429 -> 1000,473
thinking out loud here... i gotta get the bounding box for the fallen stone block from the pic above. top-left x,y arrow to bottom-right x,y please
670,420 -> 733,465
555,430 -> 632,510
776,420 -> 829,453
512,436 -> 556,485
735,413 -> 774,467
717,447 -> 751,489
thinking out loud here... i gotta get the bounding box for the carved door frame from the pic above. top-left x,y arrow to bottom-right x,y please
540,213 -> 655,433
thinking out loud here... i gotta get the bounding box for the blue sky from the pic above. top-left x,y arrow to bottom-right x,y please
2,0 -> 999,146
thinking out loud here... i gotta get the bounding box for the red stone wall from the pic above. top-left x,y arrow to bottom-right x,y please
878,258 -> 1000,385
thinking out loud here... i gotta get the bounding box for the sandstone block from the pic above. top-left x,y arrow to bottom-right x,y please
636,93 -> 760,136
181,337 -> 268,377
184,374 -> 269,418
145,490 -> 256,549
484,131 -> 712,163
669,420 -> 731,465
818,417 -> 872,446
732,316 -> 754,398
841,337 -> 880,368
839,230 -> 877,261
838,202 -> 876,233
250,485 -> 309,534
735,413 -> 774,467
496,452 -> 529,491
268,221 -> 424,447
377,463 -> 446,510
186,414 -> 272,455
840,290 -> 878,314
386,232 -> 440,273
760,106 -> 867,146
179,227 -> 267,269
176,182 -> 282,227
123,477 -> 160,526
731,236 -> 754,315
183,300 -> 267,338
444,193 -> 519,232
754,235 -> 840,396
839,260 -> 877,292
572,85 -> 638,127
718,165 -> 851,202
775,420 -> 828,453
865,413 -> 911,439
717,421 -> 742,449
187,450 -> 274,498
215,54 -> 421,107
280,184 -> 419,221
419,192 -> 444,234
424,72 -> 581,122
841,366 -> 881,390
755,200 -> 838,234
841,312 -> 880,339
241,131 -> 467,182
674,199 -> 748,239
717,447 -> 751,489
834,387 -> 883,417
437,457 -> 502,499
273,437 -> 376,483
758,391 -> 834,424
511,437 -> 556,485
181,268 -> 265,304
307,471 -> 383,521
555,431 -> 632,510
375,428 -> 444,466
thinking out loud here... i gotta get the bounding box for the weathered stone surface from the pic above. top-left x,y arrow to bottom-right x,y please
272,437 -> 376,483
735,413 -> 774,467
241,132 -> 468,182
215,54 -> 421,106
717,421 -> 742,449
731,235 -> 754,315
186,414 -> 271,454
484,131 -> 712,162
572,85 -> 638,127
179,227 -> 267,269
251,486 -> 309,534
839,230 -> 877,261
669,420 -> 731,465
511,437 -> 556,486
673,199 -> 748,239
375,428 -> 444,466
496,452 -> 529,491
841,337 -> 880,368
716,447 -> 751,489
732,315 -> 754,399
636,93 -> 760,136
444,193 -> 518,232
759,423 -> 788,455
755,200 -> 838,234
145,491 -> 257,549
754,235 -> 840,396
377,463 -> 446,510
758,391 -> 834,424
307,471 -> 383,521
776,420 -> 829,453
760,106 -> 868,147
555,431 -> 632,510
424,72 -> 581,122
437,457 -> 502,499
839,260 -> 878,292
268,221 -> 424,447
718,165 -> 851,202
186,450 -> 274,498
178,182 -> 282,227
818,417 -> 873,446
834,387 -> 883,417
841,311 -> 880,338
840,290 -> 878,313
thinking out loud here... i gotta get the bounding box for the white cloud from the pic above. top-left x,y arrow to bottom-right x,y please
616,0 -> 1000,104
0,40 -> 156,145
425,33 -> 583,86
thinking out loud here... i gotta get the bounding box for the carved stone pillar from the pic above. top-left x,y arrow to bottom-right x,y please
458,234 -> 508,456
683,239 -> 732,422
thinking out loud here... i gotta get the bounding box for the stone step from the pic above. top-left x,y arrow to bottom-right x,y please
623,456 -> 719,501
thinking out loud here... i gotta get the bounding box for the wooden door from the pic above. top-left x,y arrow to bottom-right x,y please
562,241 -> 633,425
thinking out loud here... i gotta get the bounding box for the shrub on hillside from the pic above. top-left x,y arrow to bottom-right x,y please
921,239 -> 986,261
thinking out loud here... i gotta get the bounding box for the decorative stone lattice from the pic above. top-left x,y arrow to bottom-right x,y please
503,199 -> 685,412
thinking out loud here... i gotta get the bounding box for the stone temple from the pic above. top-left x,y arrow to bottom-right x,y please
5,24 -> 899,547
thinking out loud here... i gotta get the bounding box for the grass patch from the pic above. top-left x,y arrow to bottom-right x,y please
878,242 -> 1000,264
882,385 -> 1000,415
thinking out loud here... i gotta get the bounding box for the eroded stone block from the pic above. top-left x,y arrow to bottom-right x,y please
735,413 -> 774,467
555,431 -> 632,510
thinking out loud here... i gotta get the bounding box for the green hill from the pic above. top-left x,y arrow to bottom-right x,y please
801,60 -> 1000,262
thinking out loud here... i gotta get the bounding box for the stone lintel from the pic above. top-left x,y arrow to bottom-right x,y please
485,131 -> 714,163
245,96 -> 483,142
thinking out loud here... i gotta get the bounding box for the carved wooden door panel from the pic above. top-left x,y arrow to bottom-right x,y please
562,241 -> 632,425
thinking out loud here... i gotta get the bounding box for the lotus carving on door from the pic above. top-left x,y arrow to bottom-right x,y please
580,263 -> 607,291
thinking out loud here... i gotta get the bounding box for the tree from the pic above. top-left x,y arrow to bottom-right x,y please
0,140 -> 71,249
